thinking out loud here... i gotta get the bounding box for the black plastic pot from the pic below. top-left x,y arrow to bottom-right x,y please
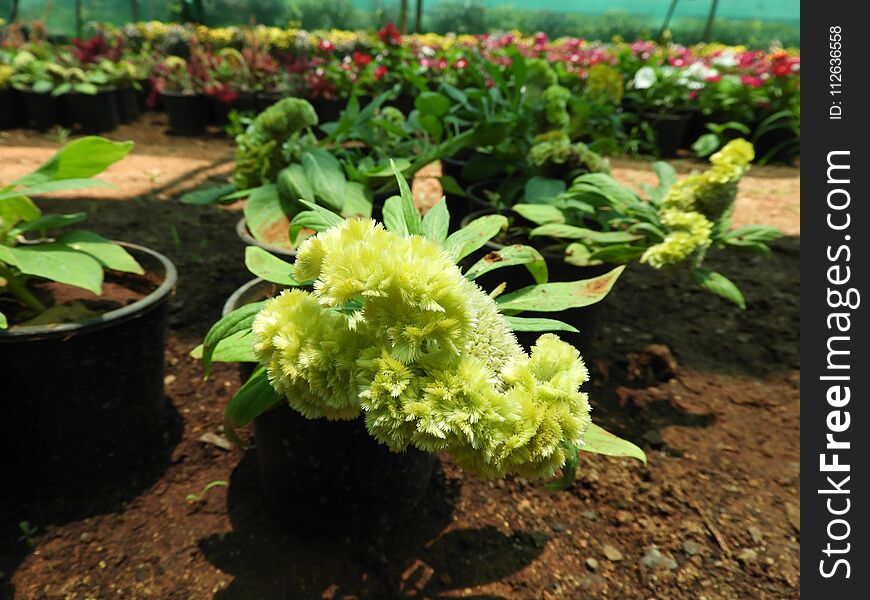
460,209 -> 618,351
255,91 -> 284,112
114,86 -> 140,124
223,278 -> 436,534
20,89 -> 63,131
67,89 -> 120,133
210,93 -> 258,126
137,78 -> 154,111
310,96 -> 344,124
161,92 -> 208,135
0,243 -> 177,496
236,217 -> 297,259
0,88 -> 25,129
644,112 -> 691,158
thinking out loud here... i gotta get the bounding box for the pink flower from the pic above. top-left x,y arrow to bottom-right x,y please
454,57 -> 468,70
740,74 -> 763,88
705,74 -> 722,83
485,78 -> 494,88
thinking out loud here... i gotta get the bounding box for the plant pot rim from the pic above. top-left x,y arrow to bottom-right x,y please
222,277 -> 269,317
0,242 -> 177,341
160,90 -> 202,98
235,216 -> 297,258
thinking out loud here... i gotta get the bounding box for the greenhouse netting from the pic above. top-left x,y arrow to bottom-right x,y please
2,0 -> 799,47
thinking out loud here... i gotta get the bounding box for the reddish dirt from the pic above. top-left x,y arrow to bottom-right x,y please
0,124 -> 800,599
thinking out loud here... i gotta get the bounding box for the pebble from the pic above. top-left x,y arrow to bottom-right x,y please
682,540 -> 701,556
79,532 -> 94,543
582,510 -> 598,521
642,430 -> 664,448
736,548 -> 758,564
615,510 -> 634,524
585,557 -> 599,571
640,546 -> 678,570
602,544 -> 624,561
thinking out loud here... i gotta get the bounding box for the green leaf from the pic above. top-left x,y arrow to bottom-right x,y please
288,201 -> 343,245
690,268 -> 746,309
277,163 -> 315,204
179,183 -> 236,205
0,179 -> 113,201
587,244 -> 646,264
414,92 -> 451,117
6,243 -> 104,294
524,177 -> 566,204
464,244 -> 547,284
496,266 -> 624,312
419,114 -> 443,140
57,231 -> 143,274
438,175 -> 465,198
382,196 -> 408,237
0,311 -> 6,329
504,316 -> 578,333
691,133 -> 720,157
302,149 -> 346,211
9,212 -> 86,236
244,246 -> 299,285
190,330 -> 257,363
545,440 -> 579,491
443,214 -> 508,262
579,423 -> 647,464
243,184 -> 294,250
0,196 -> 41,231
15,136 -> 133,186
341,181 -> 373,218
224,367 -> 284,447
201,301 -> 265,377
568,173 -> 638,208
422,199 -> 449,244
530,224 -> 640,244
512,203 -> 565,226
390,159 -> 423,236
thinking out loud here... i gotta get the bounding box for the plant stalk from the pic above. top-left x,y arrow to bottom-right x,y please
0,263 -> 46,313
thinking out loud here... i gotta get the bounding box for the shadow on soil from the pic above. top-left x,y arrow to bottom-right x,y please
198,453 -> 545,599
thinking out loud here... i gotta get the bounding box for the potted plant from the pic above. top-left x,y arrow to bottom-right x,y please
0,56 -> 24,129
0,136 -> 178,495
9,49 -> 69,130
198,165 -> 643,533
153,55 -> 209,135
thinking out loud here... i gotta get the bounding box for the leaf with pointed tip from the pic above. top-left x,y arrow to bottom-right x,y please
690,268 -> 746,309
244,246 -> 299,285
382,195 -> 409,237
5,243 -> 104,294
201,302 -> 265,377
224,367 -> 283,447
57,231 -> 143,274
443,214 -> 508,261
464,244 -> 547,284
190,330 -> 257,363
579,423 -> 647,464
15,136 -> 133,186
496,266 -> 624,312
390,159 -> 422,235
504,316 -> 578,333
422,199 -> 449,244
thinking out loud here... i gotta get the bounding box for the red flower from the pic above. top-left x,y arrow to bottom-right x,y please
740,74 -> 763,88
374,65 -> 388,79
353,51 -> 374,67
454,57 -> 468,70
378,22 -> 402,46
772,61 -> 791,77
72,35 -> 110,64
705,74 -> 722,83
318,39 -> 335,53
205,82 -> 238,105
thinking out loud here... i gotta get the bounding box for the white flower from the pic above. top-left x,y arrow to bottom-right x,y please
712,51 -> 738,68
632,66 -> 657,90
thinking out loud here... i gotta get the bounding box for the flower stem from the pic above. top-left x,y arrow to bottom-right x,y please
0,263 -> 46,313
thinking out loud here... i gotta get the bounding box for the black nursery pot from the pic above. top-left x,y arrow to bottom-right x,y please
255,91 -> 284,112
310,96 -> 344,124
161,92 -> 208,135
644,112 -> 691,158
0,88 -> 25,129
460,209 -> 619,351
20,89 -> 63,131
67,89 -> 120,133
236,217 -> 297,259
223,278 -> 436,535
0,243 -> 177,497
115,86 -> 141,124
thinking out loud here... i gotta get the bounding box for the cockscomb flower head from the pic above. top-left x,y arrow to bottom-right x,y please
641,209 -> 714,270
252,219 -> 593,478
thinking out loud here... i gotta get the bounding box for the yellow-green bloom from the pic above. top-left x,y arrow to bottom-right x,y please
641,210 -> 713,270
253,219 -> 592,478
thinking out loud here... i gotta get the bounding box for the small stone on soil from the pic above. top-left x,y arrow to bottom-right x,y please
602,544 -> 624,561
682,540 -> 701,556
585,557 -> 600,571
641,546 -> 678,570
582,510 -> 598,520
737,548 -> 758,564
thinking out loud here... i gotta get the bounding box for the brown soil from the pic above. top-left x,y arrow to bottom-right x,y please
0,125 -> 800,599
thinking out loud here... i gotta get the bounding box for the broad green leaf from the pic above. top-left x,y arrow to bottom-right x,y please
530,224 -> 640,244
244,184 -> 294,250
587,244 -> 645,264
564,242 -> 600,267
6,243 -> 103,294
201,301 -> 265,377
382,196 -> 408,237
179,183 -> 236,205
690,268 -> 746,309
302,149 -> 346,211
0,179 -> 113,201
277,164 -> 315,204
504,316 -> 578,333
341,181 -> 373,218
414,92 -> 451,117
513,203 -> 565,226
244,246 -> 298,285
390,159 -> 423,236
14,136 -> 133,186
464,244 -> 547,284
57,231 -> 143,274
0,311 -> 6,329
9,212 -> 86,236
443,214 -> 508,262
524,177 -> 566,204
422,199 -> 450,244
496,266 -> 624,312
579,423 -> 647,464
190,330 -> 257,363
224,367 -> 283,447
691,133 -> 720,157
568,173 -> 638,207
0,196 -> 41,231
438,175 -> 465,198
419,114 -> 443,140
289,201 -> 343,245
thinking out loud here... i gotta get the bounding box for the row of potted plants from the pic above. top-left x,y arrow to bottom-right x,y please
1,21 -> 799,159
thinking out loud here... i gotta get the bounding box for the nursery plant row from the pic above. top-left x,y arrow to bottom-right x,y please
0,21 -> 800,160
2,60 -> 782,519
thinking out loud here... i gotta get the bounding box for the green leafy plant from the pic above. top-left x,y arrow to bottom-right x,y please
691,121 -> 752,158
198,163 -> 644,486
0,137 -> 141,329
513,139 -> 781,308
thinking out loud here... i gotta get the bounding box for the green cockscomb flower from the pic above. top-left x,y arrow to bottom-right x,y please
528,137 -> 610,178
641,209 -> 714,270
252,219 -> 594,478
